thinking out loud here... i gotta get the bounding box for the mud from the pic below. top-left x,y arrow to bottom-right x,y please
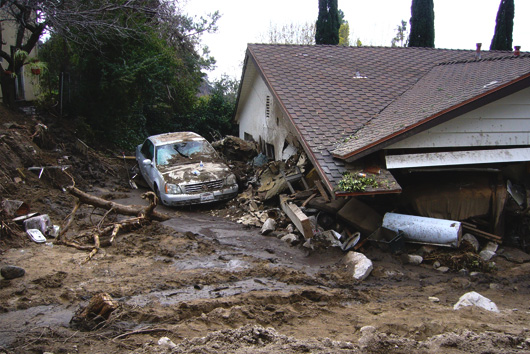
1,108 -> 530,353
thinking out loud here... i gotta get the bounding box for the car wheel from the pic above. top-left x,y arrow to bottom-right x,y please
154,184 -> 163,205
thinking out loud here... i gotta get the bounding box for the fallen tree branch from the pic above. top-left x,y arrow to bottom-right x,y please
66,186 -> 170,221
112,327 -> 170,340
55,187 -> 170,260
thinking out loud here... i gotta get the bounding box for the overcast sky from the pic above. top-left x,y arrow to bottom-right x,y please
183,0 -> 530,81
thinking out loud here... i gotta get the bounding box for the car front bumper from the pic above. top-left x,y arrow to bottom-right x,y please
160,184 -> 239,206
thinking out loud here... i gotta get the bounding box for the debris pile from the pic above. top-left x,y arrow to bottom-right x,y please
209,136 -> 530,282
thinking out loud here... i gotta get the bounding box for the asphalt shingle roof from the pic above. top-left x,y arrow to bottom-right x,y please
332,54 -> 530,159
243,44 -> 528,193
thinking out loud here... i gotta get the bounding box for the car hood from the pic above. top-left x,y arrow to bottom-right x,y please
158,161 -> 232,184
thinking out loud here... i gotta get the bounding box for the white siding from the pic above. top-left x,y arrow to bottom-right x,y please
387,87 -> 530,149
237,71 -> 296,160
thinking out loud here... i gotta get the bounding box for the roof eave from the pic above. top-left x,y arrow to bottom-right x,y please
335,73 -> 530,164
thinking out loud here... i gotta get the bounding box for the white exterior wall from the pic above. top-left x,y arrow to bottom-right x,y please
0,21 -> 40,101
387,87 -> 530,149
238,74 -> 295,160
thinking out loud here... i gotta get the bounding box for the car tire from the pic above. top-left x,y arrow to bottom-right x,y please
154,184 -> 163,205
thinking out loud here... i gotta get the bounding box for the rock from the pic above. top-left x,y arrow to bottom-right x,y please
433,261 -> 441,269
260,218 -> 276,235
498,247 -> 530,263
280,233 -> 298,245
479,250 -> 495,261
436,266 -> 450,273
342,251 -> 373,281
462,233 -> 479,252
158,337 -> 177,349
1,265 -> 25,279
401,254 -> 423,265
482,242 -> 498,253
416,245 -> 437,257
453,291 -> 499,312
429,296 -> 440,303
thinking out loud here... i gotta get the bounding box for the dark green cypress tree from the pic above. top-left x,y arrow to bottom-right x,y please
490,0 -> 514,50
315,0 -> 340,45
408,0 -> 435,48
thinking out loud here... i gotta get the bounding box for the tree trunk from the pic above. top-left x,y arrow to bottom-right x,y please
0,73 -> 17,108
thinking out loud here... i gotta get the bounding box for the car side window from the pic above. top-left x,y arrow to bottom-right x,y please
141,140 -> 154,160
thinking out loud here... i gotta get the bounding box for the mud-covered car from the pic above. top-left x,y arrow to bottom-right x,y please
136,132 -> 238,206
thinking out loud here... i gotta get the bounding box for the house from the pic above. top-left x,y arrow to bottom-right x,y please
235,44 -> 530,199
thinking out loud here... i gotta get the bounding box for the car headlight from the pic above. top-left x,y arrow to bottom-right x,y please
165,183 -> 182,194
225,173 -> 237,186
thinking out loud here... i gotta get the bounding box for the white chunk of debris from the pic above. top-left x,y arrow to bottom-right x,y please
158,337 -> 177,349
260,218 -> 276,235
453,291 -> 499,312
343,251 -> 373,281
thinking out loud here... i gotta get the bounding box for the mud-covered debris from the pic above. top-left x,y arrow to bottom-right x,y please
211,135 -> 258,162
71,293 -> 118,330
1,199 -> 30,217
462,233 -> 480,252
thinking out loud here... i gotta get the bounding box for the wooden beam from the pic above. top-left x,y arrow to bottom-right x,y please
280,195 -> 313,239
314,180 -> 330,202
462,224 -> 502,244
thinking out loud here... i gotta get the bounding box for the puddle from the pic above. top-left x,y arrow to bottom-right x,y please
0,305 -> 74,347
122,278 -> 302,307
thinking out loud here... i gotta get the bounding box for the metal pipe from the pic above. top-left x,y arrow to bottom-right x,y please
382,212 -> 462,248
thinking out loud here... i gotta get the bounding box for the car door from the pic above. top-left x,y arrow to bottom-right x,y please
138,139 -> 156,189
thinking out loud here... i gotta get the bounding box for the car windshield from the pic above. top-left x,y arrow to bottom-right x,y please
156,140 -> 218,166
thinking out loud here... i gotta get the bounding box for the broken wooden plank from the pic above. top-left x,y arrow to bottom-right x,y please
280,194 -> 313,239
462,224 -> 502,244
314,180 -> 330,202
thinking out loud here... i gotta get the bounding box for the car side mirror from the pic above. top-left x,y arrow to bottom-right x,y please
142,158 -> 152,166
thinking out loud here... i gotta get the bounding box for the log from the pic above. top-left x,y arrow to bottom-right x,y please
66,186 -> 170,221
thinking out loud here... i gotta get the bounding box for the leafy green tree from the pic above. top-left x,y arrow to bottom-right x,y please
408,0 -> 435,48
490,0 -> 514,50
315,0 -> 340,45
391,20 -> 409,47
39,2 -> 220,149
338,10 -> 350,46
176,76 -> 239,141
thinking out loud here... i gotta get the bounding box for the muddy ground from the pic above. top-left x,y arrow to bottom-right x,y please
1,107 -> 530,354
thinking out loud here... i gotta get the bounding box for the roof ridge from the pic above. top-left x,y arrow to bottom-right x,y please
438,53 -> 530,66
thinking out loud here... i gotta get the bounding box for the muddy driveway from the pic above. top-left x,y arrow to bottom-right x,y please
1,186 -> 530,353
